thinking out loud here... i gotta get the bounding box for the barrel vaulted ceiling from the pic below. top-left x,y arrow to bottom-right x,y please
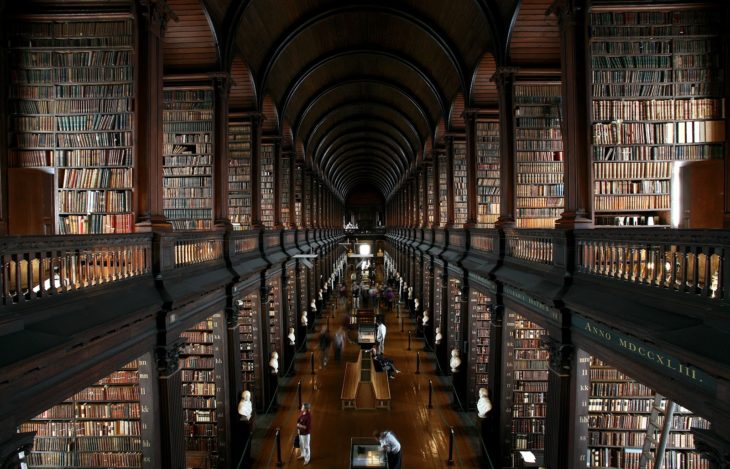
164,0 -> 562,201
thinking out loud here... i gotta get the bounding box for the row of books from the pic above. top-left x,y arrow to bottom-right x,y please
592,143 -> 722,162
162,167 -> 212,177
62,167 -> 132,189
59,190 -> 131,213
593,83 -> 720,99
593,180 -> 669,195
59,214 -> 134,235
592,120 -> 725,144
595,194 -> 670,211
593,161 -> 672,179
12,97 -> 131,114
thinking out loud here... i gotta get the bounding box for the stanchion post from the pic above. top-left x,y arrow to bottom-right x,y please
416,351 -> 420,374
447,426 -> 455,465
428,379 -> 433,408
297,380 -> 302,409
275,427 -> 283,466
407,330 -> 411,350
310,352 -> 315,374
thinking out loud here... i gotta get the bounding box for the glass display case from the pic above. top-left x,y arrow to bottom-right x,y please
350,437 -> 387,469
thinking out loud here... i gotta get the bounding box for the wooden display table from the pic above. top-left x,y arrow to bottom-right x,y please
350,437 -> 387,468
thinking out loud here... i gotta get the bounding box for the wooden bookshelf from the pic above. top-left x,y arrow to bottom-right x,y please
227,120 -> 252,231
426,164 -> 435,226
418,169 -> 425,226
468,289 -> 491,408
589,7 -> 726,227
447,277 -> 464,357
588,357 -> 710,468
19,358 -> 154,468
280,153 -> 291,228
238,291 -> 262,410
267,277 -> 283,361
260,143 -> 275,229
162,87 -> 214,231
504,311 -> 548,464
513,83 -> 565,229
438,153 -> 448,227
422,264 -> 432,327
476,120 -> 501,228
294,164 -> 303,227
452,140 -> 468,227
303,172 -> 312,228
7,15 -> 135,234
179,314 -> 227,464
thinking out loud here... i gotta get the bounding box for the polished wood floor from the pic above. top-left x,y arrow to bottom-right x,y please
245,290 -> 486,468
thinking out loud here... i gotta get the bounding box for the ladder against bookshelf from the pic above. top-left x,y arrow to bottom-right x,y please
589,7 -> 726,227
238,291 -> 263,410
162,87 -> 214,231
504,311 -> 548,465
452,141 -> 468,227
513,82 -> 565,229
228,120 -> 252,231
7,16 -> 136,235
18,357 -> 153,469
587,357 -> 710,468
468,289 -> 491,408
476,120 -> 501,228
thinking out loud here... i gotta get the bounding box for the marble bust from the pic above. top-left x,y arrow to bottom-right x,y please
477,387 -> 492,418
450,348 -> 461,372
269,351 -> 279,374
435,326 -> 442,345
238,390 -> 252,421
287,327 -> 296,345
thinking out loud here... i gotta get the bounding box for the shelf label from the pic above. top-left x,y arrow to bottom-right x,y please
573,316 -> 715,393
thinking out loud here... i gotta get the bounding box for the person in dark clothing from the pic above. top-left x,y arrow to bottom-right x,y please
370,347 -> 401,379
318,326 -> 331,368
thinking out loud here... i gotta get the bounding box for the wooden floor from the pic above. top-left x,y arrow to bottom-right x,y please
245,296 -> 486,468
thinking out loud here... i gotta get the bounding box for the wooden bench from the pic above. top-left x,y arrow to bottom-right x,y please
371,369 -> 391,410
341,353 -> 362,409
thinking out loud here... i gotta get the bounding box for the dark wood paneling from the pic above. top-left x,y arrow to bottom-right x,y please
470,53 -> 498,106
448,91 -> 465,131
164,0 -> 219,71
509,0 -> 560,65
230,55 -> 256,111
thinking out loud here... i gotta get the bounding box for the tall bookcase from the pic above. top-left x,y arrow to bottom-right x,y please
303,170 -> 312,228
280,153 -> 291,228
227,119 -> 252,230
7,15 -> 135,234
266,277 -> 283,361
162,87 -> 214,231
19,357 -> 155,468
437,153 -> 448,227
294,164 -> 303,227
587,356 -> 710,468
589,7 -> 726,227
447,277 -> 464,357
260,142 -> 275,228
432,265 -> 444,360
426,164 -> 435,226
452,140 -> 468,227
513,82 -> 565,229
468,289 -> 491,408
286,264 -> 297,343
238,291 -> 262,410
179,313 -> 228,466
476,120 -> 501,228
504,310 -> 548,464
417,168 -> 425,226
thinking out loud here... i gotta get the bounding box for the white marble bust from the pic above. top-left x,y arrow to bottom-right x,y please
238,390 -> 252,421
301,311 -> 308,326
287,327 -> 296,345
477,387 -> 492,418
269,351 -> 279,374
310,299 -> 317,311
435,326 -> 442,345
421,310 -> 429,326
450,348 -> 461,372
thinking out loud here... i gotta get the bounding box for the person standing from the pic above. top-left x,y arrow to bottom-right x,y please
376,319 -> 387,353
318,325 -> 331,368
296,403 -> 312,465
377,430 -> 401,469
334,326 -> 345,362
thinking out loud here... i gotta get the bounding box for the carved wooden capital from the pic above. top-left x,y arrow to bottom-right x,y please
137,0 -> 177,36
213,74 -> 232,97
156,337 -> 186,375
491,66 -> 519,90
692,428 -> 730,468
541,335 -> 574,373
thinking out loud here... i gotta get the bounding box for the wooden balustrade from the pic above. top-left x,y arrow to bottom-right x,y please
576,230 -> 728,301
505,230 -> 555,265
232,232 -> 259,255
173,233 -> 224,267
469,229 -> 497,254
0,234 -> 152,306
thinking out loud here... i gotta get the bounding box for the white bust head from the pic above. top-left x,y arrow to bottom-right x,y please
288,327 -> 296,345
310,299 -> 317,310
301,312 -> 308,326
414,298 -> 420,308
238,390 -> 252,420
450,348 -> 461,372
269,351 -> 279,373
422,310 -> 429,326
477,387 -> 492,418
435,326 -> 442,344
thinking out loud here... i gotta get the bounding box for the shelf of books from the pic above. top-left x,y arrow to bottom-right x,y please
266,277 -> 283,362
260,143 -> 275,228
303,171 -> 312,228
447,277 -> 464,356
294,164 -> 303,227
468,289 -> 491,408
476,120 -> 501,228
513,82 -> 564,229
452,140 -> 468,227
297,262 -> 309,328
238,291 -> 262,410
417,169 -> 425,226
19,356 -> 155,468
432,265 -> 444,344
589,7 -> 725,227
227,120 -> 252,230
280,153 -> 291,228
426,164 -> 435,226
162,87 -> 214,231
587,356 -> 710,468
504,310 -> 548,465
286,264 -> 297,339
422,264 -> 432,330
437,154 -> 449,227
7,16 -> 136,234
179,313 -> 228,466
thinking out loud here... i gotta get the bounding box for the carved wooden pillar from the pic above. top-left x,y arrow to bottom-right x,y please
225,306 -> 244,462
445,137 -> 455,228
724,7 -> 730,228
213,75 -> 232,229
541,335 -> 584,469
493,67 -> 517,228
550,0 -> 593,229
486,304 -> 504,465
692,428 -> 730,469
464,111 -> 478,228
155,339 -> 186,469
0,15 -> 8,235
135,0 -> 175,231
250,115 -> 263,228
272,138 -> 282,229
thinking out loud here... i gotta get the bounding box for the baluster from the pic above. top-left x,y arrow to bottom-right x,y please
667,248 -> 677,290
677,246 -> 687,291
690,247 -> 700,293
2,255 -> 9,305
23,253 -> 31,302
650,247 -> 659,286
700,248 -> 710,297
60,251 -> 69,293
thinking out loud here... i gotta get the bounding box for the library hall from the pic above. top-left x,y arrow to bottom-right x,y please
1,0 -> 729,468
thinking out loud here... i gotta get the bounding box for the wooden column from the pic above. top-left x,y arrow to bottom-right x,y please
493,67 -> 517,228
135,0 -> 175,231
550,0 -> 593,229
225,306 -> 244,463
155,339 -> 186,469
724,7 -> 730,228
250,115 -> 263,228
213,75 -> 232,229
486,304 -> 505,465
0,17 -> 8,234
464,111 -> 478,228
445,137 -> 455,228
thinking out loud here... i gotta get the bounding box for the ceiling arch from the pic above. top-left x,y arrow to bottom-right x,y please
320,133 -> 408,178
322,139 -> 408,182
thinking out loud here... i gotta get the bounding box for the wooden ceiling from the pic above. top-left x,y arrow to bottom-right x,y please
170,0 -> 555,201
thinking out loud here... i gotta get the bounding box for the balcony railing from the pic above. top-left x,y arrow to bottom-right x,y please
173,232 -> 224,267
505,230 -> 556,265
576,229 -> 728,301
470,229 -> 497,254
0,234 -> 152,306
